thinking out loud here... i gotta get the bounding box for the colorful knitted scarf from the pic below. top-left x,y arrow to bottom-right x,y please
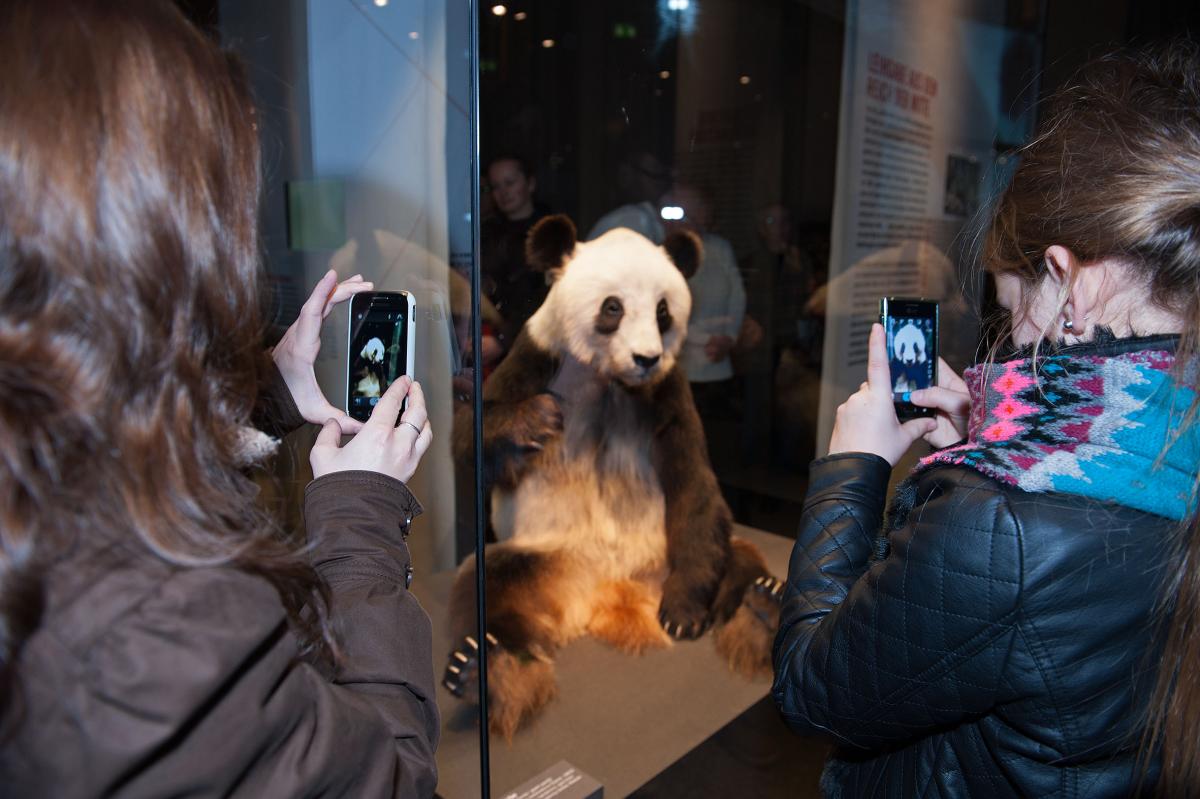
915,338 -> 1200,521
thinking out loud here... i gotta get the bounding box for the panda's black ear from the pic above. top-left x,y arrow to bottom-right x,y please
526,214 -> 577,274
662,228 -> 703,279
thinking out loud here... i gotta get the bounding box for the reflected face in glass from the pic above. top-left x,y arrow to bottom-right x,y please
629,153 -> 672,203
487,159 -> 536,220
758,204 -> 792,253
995,272 -> 1057,347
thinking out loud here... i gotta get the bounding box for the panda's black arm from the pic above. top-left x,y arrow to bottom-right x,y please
650,367 -> 733,639
452,328 -> 562,488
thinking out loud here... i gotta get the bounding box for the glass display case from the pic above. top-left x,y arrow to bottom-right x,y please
217,1 -> 488,795
201,0 -> 1197,794
468,1 -> 1041,795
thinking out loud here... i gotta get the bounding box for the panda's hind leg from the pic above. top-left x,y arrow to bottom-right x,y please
586,579 -> 672,654
711,537 -> 784,678
444,544 -> 572,739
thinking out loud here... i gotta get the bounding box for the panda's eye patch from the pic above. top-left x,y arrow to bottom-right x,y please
595,295 -> 624,335
656,299 -> 672,334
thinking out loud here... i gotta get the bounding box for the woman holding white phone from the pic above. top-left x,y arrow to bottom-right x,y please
0,1 -> 438,795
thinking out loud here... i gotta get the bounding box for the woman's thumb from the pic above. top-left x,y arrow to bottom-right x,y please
315,417 -> 343,449
901,416 -> 938,443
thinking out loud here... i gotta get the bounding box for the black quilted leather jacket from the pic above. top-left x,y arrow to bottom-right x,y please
772,452 -> 1170,797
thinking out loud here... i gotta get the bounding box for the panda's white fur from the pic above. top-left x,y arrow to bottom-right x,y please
525,228 -> 692,387
491,228 -> 692,637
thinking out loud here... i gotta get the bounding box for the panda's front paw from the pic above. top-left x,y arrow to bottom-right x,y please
657,585 -> 712,640
506,393 -> 563,451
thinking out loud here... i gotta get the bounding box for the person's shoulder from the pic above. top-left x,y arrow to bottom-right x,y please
905,465 -> 1024,538
588,202 -> 662,241
44,548 -> 284,666
912,463 -> 1010,495
702,233 -> 736,260
909,462 -> 1174,562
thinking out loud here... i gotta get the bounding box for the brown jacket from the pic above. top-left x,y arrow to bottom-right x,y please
0,369 -> 440,796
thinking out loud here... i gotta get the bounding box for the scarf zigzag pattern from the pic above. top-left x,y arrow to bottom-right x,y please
917,349 -> 1197,521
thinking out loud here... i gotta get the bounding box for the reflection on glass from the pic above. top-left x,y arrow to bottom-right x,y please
220,0 -> 483,794
473,0 -> 1043,796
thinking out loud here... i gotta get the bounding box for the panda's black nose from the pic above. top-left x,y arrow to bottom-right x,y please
633,353 -> 660,370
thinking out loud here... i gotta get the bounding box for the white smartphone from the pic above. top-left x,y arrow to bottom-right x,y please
346,290 -> 417,423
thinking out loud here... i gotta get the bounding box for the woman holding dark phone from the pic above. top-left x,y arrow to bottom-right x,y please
0,1 -> 437,795
773,42 -> 1200,796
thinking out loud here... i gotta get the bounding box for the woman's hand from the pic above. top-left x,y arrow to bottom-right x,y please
273,270 -> 373,435
310,376 -> 433,483
828,323 -> 937,466
909,358 -> 971,448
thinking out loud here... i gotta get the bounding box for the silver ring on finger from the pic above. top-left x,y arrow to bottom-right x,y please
401,421 -> 422,435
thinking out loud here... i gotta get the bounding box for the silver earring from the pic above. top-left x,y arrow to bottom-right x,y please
1062,319 -> 1074,332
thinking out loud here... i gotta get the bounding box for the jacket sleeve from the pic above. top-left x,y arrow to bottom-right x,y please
771,453 -> 1023,750
77,472 -> 439,798
251,360 -> 308,439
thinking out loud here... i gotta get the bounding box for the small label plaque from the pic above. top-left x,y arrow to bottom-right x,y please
498,760 -> 603,799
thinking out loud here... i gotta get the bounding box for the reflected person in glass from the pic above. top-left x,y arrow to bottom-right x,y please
482,154 -> 553,350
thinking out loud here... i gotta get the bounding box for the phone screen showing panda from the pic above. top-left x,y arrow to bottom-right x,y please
880,297 -> 938,419
347,292 -> 412,423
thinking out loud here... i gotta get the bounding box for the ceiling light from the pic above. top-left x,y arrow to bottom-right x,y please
408,31 -> 419,40
491,4 -> 507,15
514,11 -> 527,20
541,38 -> 555,48
659,70 -> 671,79
373,0 -> 387,6
739,75 -> 751,85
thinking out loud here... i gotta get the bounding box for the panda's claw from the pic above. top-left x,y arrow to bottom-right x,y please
750,575 -> 786,603
443,633 -> 499,699
659,615 -> 709,640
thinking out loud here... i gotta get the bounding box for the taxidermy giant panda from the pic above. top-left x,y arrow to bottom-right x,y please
445,215 -> 783,738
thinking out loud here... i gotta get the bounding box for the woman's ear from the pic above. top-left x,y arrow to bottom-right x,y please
1045,244 -> 1103,334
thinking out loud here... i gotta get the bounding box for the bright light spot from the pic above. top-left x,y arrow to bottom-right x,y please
373,0 -> 387,6
491,4 -> 507,15
408,31 -> 420,40
514,11 -> 527,20
739,75 -> 751,85
659,70 -> 671,79
541,38 -> 555,48
660,206 -> 684,221
667,0 -> 690,10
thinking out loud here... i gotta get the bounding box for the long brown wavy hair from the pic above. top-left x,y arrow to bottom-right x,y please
0,0 -> 331,710
983,41 -> 1200,796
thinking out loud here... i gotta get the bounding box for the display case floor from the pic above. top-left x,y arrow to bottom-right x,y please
426,524 -> 821,798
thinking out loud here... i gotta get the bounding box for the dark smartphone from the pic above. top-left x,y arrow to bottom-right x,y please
346,291 -> 416,423
879,297 -> 939,420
